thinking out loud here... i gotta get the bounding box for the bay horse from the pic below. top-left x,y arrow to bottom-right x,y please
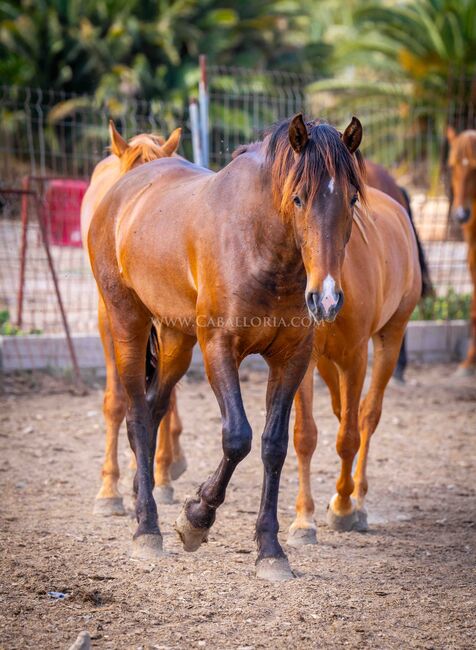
446,127 -> 476,375
88,114 -> 368,580
285,155 -> 421,546
81,120 -> 184,516
365,160 -> 433,381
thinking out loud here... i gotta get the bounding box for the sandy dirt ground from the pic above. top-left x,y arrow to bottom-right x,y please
0,363 -> 475,649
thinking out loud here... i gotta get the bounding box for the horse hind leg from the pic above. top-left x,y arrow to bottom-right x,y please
352,319 -> 407,530
93,297 -> 127,517
153,387 -> 187,504
169,389 -> 187,480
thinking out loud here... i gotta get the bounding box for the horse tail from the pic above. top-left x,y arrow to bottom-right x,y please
145,324 -> 159,390
399,186 -> 434,298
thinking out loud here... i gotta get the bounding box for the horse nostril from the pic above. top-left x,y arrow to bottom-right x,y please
306,291 -> 322,320
335,290 -> 344,311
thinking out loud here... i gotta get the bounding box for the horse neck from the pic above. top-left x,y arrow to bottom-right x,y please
224,146 -> 304,274
253,164 -> 304,276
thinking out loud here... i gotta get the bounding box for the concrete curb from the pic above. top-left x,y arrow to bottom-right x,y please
0,321 -> 470,373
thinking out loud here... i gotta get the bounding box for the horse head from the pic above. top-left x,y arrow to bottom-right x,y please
108,119 -> 182,174
267,114 -> 365,323
447,126 -> 476,226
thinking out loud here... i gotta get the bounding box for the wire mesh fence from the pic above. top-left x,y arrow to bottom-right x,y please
0,66 -> 474,372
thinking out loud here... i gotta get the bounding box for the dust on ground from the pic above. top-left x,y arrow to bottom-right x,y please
0,364 -> 475,649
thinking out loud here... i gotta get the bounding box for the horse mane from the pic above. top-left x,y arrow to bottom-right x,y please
108,133 -> 167,173
264,118 -> 366,214
449,130 -> 476,166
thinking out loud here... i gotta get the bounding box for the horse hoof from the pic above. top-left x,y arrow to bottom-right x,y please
93,497 -> 125,517
354,509 -> 369,532
287,525 -> 317,547
174,499 -> 209,552
170,455 -> 187,481
454,365 -> 475,378
154,484 -> 175,505
256,557 -> 295,582
326,506 -> 358,531
131,533 -> 164,560
390,375 -> 405,388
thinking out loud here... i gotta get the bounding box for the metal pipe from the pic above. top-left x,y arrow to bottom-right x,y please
189,99 -> 203,166
199,54 -> 209,168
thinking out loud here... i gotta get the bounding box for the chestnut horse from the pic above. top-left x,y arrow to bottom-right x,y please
365,160 -> 433,381
446,127 -> 476,374
88,114 -> 371,580
81,121 -> 184,516
286,160 -> 421,546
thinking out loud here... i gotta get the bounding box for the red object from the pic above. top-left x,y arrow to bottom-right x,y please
43,179 -> 88,247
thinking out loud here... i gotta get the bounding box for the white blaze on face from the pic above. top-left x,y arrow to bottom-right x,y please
328,177 -> 335,193
321,274 -> 338,314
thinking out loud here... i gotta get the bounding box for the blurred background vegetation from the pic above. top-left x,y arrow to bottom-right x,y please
1,0 -> 475,106
0,0 -> 475,183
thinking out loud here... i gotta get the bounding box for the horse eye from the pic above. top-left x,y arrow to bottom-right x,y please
293,195 -> 303,208
350,194 -> 358,206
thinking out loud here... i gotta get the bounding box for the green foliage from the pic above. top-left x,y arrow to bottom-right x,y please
0,310 -> 42,336
0,0 -> 333,103
411,290 -> 472,321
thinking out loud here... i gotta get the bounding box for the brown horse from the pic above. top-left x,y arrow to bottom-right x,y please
81,121 -> 184,516
286,162 -> 421,546
365,160 -> 433,381
88,114 -> 370,580
446,127 -> 476,375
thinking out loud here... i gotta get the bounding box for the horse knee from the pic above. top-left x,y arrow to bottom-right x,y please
336,428 -> 360,460
223,419 -> 252,463
294,418 -> 317,459
103,388 -> 126,424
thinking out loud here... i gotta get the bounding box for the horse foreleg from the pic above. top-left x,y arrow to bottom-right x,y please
93,297 -> 127,517
287,365 -> 318,547
254,345 -> 312,581
174,333 -> 252,553
352,321 -> 406,529
326,348 -> 367,532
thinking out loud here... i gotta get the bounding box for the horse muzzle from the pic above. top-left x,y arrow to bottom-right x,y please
452,206 -> 471,224
306,288 -> 344,323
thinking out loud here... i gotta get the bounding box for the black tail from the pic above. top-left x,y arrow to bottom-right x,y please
399,186 -> 434,298
145,325 -> 159,390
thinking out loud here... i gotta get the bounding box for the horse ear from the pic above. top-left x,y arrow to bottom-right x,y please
289,114 -> 309,154
109,120 -> 129,158
161,127 -> 182,155
446,125 -> 457,144
342,116 -> 362,154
